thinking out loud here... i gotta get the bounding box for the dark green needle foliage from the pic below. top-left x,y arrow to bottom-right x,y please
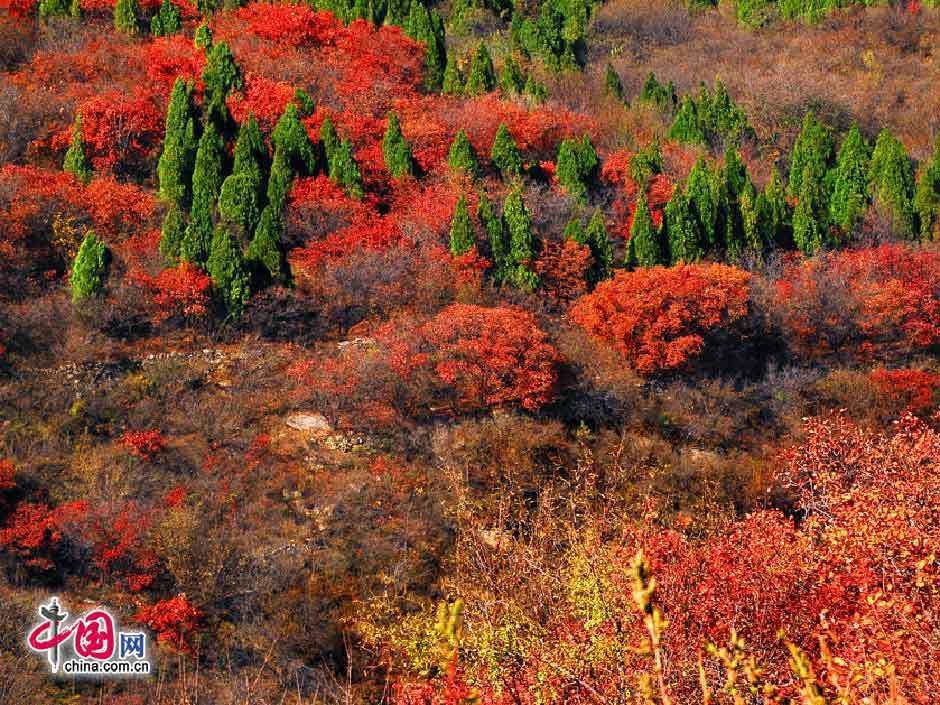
181,121 -> 225,265
448,130 -> 480,178
628,192 -> 662,268
70,231 -> 109,303
556,135 -> 598,203
329,139 -> 364,199
150,0 -> 181,36
63,114 -> 92,184
828,124 -> 870,235
382,112 -> 415,179
465,43 -> 497,96
272,103 -> 316,176
491,123 -> 523,179
207,225 -> 251,317
868,128 -> 916,238
449,196 -> 476,256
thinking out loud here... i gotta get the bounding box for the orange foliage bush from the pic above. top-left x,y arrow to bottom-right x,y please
134,594 -> 204,654
772,244 -> 940,362
870,367 -> 940,412
404,304 -> 560,411
569,264 -> 751,374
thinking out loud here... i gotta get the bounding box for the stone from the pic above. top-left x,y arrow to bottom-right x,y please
285,412 -> 333,434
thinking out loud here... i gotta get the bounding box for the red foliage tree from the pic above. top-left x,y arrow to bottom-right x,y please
410,304 -> 560,411
0,500 -> 88,571
56,91 -> 163,173
870,367 -> 940,413
535,238 -> 593,304
134,594 -> 204,654
0,460 -> 14,494
772,244 -> 940,362
120,429 -> 166,460
135,263 -> 213,325
569,264 -> 752,374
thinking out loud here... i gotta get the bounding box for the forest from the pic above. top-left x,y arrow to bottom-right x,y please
0,0 -> 938,703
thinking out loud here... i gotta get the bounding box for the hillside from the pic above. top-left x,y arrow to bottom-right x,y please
0,1 -> 939,704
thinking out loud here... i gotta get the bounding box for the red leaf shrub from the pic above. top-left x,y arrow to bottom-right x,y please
145,35 -> 206,91
408,304 -> 560,411
227,74 -> 297,133
293,304 -> 560,422
535,238 -> 593,304
235,3 -> 340,47
134,594 -> 204,654
771,244 -> 940,362
870,367 -> 940,412
0,500 -> 88,570
0,459 -> 14,492
135,263 -> 213,325
120,429 -> 166,460
63,91 -> 164,173
83,177 -> 158,239
569,264 -> 752,374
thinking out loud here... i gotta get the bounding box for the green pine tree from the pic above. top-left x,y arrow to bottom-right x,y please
63,114 -> 93,184
556,134 -> 598,203
478,191 -> 507,277
442,54 -> 464,95
266,148 -> 293,214
502,185 -> 538,290
639,72 -> 676,112
827,124 -> 870,235
523,74 -> 547,103
499,56 -> 525,95
385,0 -> 409,26
150,0 -> 181,36
669,96 -> 704,145
792,169 -> 827,255
272,102 -> 316,175
563,215 -> 584,243
319,116 -> 340,170
664,190 -> 701,264
868,128 -> 916,237
70,231 -> 108,303
914,138 -> 940,241
405,1 -> 447,90
247,205 -> 286,284
294,88 -> 315,116
449,196 -> 476,256
382,111 -> 415,179
218,115 -> 267,236
194,21 -> 212,50
738,181 -> 763,259
788,111 -> 834,197
721,149 -> 753,258
448,130 -> 480,177
207,225 -> 251,317
758,168 -> 790,248
465,43 -> 497,96
627,192 -> 661,268
159,203 -> 187,263
158,78 -> 198,206
181,121 -> 225,265
685,158 -> 721,253
202,41 -> 242,127
584,208 -> 613,283
329,138 -> 364,199
113,0 -> 140,34
491,123 -> 523,178
38,0 -> 70,19
604,63 -> 624,100
722,149 -> 750,199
